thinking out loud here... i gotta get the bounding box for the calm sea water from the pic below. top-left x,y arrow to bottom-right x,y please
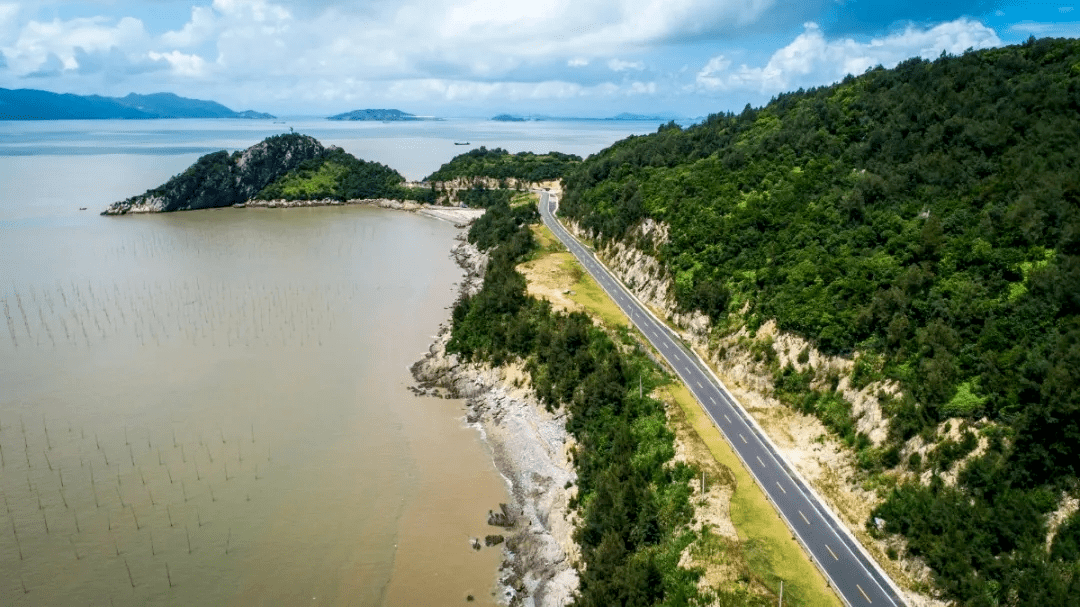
0,118 -> 658,606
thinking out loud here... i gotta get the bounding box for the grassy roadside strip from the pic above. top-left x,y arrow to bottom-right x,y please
522,223 -> 841,607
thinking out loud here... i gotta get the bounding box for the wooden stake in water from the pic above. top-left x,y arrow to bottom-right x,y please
181,444 -> 186,463
166,562 -> 173,588
73,511 -> 80,533
186,525 -> 192,554
70,536 -> 80,560
167,504 -> 174,528
124,558 -> 135,588
167,466 -> 173,484
131,505 -> 141,530
195,460 -> 201,481
182,480 -> 188,503
150,530 -> 156,556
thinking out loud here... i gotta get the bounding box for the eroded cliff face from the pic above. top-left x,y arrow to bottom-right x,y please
103,134 -> 326,215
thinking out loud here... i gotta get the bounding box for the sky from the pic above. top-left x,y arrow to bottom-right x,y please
0,0 -> 1078,117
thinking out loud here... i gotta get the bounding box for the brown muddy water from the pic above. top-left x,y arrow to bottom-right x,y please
0,202 -> 509,605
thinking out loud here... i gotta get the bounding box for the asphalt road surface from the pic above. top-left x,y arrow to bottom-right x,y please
538,190 -> 906,607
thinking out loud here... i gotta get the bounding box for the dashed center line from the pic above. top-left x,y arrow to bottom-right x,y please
723,414 -> 731,423
825,544 -> 839,561
696,381 -> 702,388
775,481 -> 786,494
739,433 -> 746,444
709,396 -> 716,405
857,584 -> 872,603
756,456 -> 764,466
799,510 -> 810,525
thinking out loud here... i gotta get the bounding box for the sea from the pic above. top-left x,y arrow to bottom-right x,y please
0,117 -> 661,606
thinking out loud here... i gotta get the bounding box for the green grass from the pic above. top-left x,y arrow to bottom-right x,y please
270,161 -> 348,199
666,383 -> 842,607
510,191 -> 538,208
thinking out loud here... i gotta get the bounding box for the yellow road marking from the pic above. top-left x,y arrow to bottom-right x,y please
825,544 -> 838,560
857,584 -> 872,603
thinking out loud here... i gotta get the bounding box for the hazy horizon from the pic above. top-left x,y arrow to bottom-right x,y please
2,1 -> 1078,119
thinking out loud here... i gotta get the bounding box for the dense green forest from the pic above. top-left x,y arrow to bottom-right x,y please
560,37 -> 1080,605
105,133 -> 326,213
450,200 -> 774,606
425,146 -> 582,182
256,146 -> 436,202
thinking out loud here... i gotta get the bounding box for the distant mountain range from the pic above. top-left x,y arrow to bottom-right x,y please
327,109 -> 436,121
0,88 -> 275,120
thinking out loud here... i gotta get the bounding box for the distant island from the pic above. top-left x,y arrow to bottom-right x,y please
491,114 -> 526,122
0,88 -> 275,120
327,109 -> 436,121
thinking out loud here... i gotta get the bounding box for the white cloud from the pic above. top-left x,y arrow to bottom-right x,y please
568,57 -> 589,67
697,19 -> 1001,94
608,58 -> 644,71
1009,21 -> 1080,37
3,15 -> 149,76
147,50 -> 207,77
160,6 -> 218,48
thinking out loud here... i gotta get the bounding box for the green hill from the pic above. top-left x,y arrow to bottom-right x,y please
425,146 -> 582,183
104,134 -> 434,214
560,37 -> 1080,605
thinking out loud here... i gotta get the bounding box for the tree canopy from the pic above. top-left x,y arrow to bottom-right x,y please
425,146 -> 582,182
560,37 -> 1080,605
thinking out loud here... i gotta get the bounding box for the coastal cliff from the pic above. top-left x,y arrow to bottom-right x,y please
103,133 -> 325,214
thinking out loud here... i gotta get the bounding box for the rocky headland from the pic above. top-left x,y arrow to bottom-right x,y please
411,238 -> 580,607
103,133 -> 325,215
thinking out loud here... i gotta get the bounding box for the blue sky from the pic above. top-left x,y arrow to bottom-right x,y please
0,0 -> 1077,117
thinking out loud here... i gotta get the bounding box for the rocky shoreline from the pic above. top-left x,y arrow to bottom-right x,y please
411,238 -> 580,607
104,196 -> 487,227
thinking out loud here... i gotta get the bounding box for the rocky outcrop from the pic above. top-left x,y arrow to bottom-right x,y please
411,238 -> 580,607
102,133 -> 325,215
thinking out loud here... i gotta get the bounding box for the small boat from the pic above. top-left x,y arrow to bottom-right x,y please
454,142 -> 470,145
79,207 -> 87,211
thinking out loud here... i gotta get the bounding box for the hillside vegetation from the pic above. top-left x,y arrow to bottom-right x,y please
255,147 -> 434,202
425,146 -> 582,183
560,37 -> 1080,605
104,134 -> 436,214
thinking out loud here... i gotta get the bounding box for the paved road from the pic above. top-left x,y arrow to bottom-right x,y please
538,191 -> 905,607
